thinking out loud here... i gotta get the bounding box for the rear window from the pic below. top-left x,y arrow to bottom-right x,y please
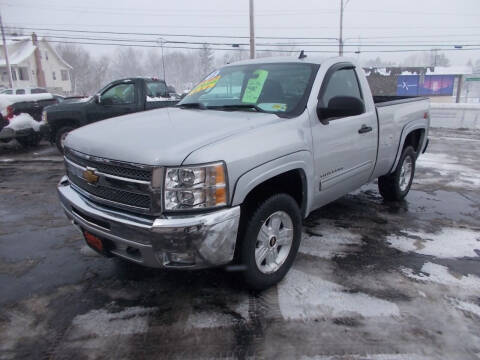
146,81 -> 167,98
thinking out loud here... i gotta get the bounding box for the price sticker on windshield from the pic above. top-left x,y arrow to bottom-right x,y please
242,69 -> 269,104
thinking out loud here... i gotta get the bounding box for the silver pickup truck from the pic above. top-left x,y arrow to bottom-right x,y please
57,57 -> 430,289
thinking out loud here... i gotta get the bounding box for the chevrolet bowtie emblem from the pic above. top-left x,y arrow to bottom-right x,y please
83,168 -> 99,184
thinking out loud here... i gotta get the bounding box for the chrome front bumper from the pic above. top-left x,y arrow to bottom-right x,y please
57,176 -> 241,269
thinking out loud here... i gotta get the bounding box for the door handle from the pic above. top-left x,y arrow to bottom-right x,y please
358,125 -> 372,134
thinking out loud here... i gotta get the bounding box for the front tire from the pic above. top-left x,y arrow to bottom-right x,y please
55,126 -> 74,154
239,194 -> 302,290
378,146 -> 416,201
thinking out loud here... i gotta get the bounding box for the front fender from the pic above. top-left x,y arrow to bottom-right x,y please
231,150 -> 314,218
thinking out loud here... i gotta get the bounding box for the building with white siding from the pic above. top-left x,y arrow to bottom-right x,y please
0,34 -> 73,94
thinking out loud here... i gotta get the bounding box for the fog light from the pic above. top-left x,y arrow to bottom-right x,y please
167,252 -> 195,265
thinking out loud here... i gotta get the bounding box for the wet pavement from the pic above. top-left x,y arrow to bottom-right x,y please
0,129 -> 479,360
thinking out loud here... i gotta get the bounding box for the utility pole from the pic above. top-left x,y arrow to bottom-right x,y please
0,11 -> 13,88
339,0 -> 344,56
249,0 -> 255,59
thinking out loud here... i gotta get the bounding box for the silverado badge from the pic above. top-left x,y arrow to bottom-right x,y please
83,168 -> 99,185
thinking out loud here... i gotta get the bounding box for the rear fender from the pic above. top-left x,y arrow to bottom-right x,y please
390,119 -> 428,173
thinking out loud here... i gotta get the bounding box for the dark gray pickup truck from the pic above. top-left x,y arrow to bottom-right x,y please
42,77 -> 178,153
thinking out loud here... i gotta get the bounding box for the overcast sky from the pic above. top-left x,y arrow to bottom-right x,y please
2,0 -> 480,66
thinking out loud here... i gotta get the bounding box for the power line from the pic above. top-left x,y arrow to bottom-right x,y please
6,32 -> 479,50
6,37 -> 480,54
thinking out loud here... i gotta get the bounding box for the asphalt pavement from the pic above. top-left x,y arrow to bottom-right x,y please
0,129 -> 479,360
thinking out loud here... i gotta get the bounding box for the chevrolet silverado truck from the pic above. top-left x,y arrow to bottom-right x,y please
42,77 -> 178,153
57,57 -> 429,290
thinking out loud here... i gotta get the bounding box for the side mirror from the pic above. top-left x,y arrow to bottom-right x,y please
317,96 -> 365,125
94,94 -> 101,104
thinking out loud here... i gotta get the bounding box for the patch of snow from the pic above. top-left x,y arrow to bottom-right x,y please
402,262 -> 480,290
300,220 -> 363,259
301,355 -> 431,360
6,113 -> 40,132
71,306 -> 156,336
0,93 -> 53,116
451,299 -> 480,318
277,269 -> 399,321
387,227 -> 480,259
146,95 -> 176,102
185,296 -> 249,329
416,153 -> 480,188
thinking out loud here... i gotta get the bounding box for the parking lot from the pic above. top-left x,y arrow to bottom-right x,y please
0,127 -> 479,360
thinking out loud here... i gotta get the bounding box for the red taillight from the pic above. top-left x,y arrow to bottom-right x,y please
423,112 -> 429,119
6,106 -> 14,121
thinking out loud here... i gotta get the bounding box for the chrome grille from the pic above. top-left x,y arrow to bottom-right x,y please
64,148 -> 157,214
67,172 -> 151,209
65,148 -> 152,181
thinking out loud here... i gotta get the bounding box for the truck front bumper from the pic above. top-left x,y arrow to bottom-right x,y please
57,176 -> 241,269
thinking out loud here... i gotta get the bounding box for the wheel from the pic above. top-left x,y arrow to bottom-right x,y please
238,193 -> 302,290
55,126 -> 74,154
378,146 -> 416,201
16,133 -> 41,147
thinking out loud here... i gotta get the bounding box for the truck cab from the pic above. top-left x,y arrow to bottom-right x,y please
43,77 -> 177,153
57,57 -> 429,290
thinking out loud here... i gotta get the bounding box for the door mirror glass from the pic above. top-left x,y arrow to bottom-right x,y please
94,94 -> 101,104
317,96 -> 365,124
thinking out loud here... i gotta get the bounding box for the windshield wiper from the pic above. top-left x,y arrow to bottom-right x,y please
176,102 -> 207,109
207,104 -> 266,112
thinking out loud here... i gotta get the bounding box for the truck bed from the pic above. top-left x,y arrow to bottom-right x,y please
373,96 -> 429,107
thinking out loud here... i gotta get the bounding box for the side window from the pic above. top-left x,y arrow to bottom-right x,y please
16,89 -> 26,94
322,68 -> 362,106
101,83 -> 135,105
146,81 -> 167,97
31,88 -> 47,94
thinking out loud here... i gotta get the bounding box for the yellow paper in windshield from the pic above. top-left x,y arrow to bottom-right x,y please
189,74 -> 221,95
242,70 -> 269,103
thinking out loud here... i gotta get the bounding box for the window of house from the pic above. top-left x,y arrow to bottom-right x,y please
31,88 -> 47,94
18,67 -> 29,81
32,70 -> 35,76
45,51 -> 49,60
61,70 -> 69,81
11,69 -> 17,81
52,71 -> 56,80
1,71 -> 6,82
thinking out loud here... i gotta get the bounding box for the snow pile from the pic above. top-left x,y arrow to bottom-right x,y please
387,227 -> 480,259
277,269 -> 399,320
0,93 -> 53,116
402,262 -> 480,290
6,113 -> 40,132
300,219 -> 363,259
71,306 -> 157,336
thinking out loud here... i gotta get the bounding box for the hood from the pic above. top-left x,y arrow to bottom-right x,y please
48,98 -> 92,112
65,107 -> 280,165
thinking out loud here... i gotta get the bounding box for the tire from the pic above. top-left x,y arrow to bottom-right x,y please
55,126 -> 74,154
16,133 -> 41,148
238,193 -> 302,290
378,146 -> 416,201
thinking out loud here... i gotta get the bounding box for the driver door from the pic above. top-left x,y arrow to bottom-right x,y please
86,81 -> 138,123
311,63 -> 377,208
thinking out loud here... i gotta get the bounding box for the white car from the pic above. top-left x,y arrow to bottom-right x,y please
0,87 -> 48,95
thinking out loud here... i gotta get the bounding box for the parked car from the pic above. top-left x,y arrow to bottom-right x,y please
0,87 -> 48,95
57,57 -> 430,290
0,93 -> 58,147
42,77 -> 178,153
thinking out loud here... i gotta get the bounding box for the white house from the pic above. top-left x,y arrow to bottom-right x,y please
0,34 -> 73,94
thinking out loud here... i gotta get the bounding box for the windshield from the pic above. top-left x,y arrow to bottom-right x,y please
178,62 -> 318,116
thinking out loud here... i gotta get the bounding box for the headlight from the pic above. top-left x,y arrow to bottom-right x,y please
164,162 -> 227,211
41,110 -> 47,123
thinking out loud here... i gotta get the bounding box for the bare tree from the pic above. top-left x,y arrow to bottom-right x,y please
198,44 -> 214,77
109,47 -> 145,79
